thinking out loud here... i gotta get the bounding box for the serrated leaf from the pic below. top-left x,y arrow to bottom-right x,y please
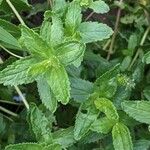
40,20 -> 51,46
37,77 -> 57,113
89,0 -> 110,14
0,57 -> 37,86
0,26 -> 21,49
56,41 -> 85,66
79,22 -> 113,43
52,0 -> 67,15
53,127 -> 75,148
41,14 -> 64,47
5,143 -> 42,150
70,77 -> 94,103
94,98 -> 119,121
91,117 -> 115,134
74,106 -> 98,140
43,144 -> 62,150
65,1 -> 82,35
45,65 -> 70,105
122,101 -> 150,124
51,16 -> 64,47
112,123 -> 133,150
21,25 -> 53,58
28,104 -> 52,143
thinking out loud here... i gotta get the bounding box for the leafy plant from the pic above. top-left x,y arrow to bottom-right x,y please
0,0 -> 150,150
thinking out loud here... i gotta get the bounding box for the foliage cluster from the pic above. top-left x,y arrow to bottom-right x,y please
0,0 -> 150,150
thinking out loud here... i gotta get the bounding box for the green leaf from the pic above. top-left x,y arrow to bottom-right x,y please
89,0 -> 110,14
21,25 -> 53,58
46,65 -> 70,105
28,104 -> 52,143
52,0 -> 67,15
43,144 -> 62,150
128,33 -> 138,54
0,19 -> 21,38
5,143 -> 42,150
53,127 -> 75,148
74,0 -> 90,6
0,114 -> 5,135
0,57 -> 37,86
112,123 -> 133,150
143,51 -> 150,64
134,139 -> 150,150
79,22 -> 113,43
91,117 -> 116,134
50,16 -> 64,47
94,64 -> 120,99
28,60 -> 50,76
143,86 -> 150,100
94,98 -> 119,121
74,106 -> 98,140
122,101 -> 150,124
0,0 -> 3,5
0,27 -> 21,49
41,14 -> 64,47
56,41 -> 85,66
40,20 -> 51,46
70,77 -> 94,103
37,77 -> 57,113
65,1 -> 82,35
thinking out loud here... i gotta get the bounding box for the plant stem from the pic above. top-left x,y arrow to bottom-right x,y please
6,0 -> 25,25
0,99 -> 22,105
128,26 -> 150,70
85,12 -> 94,21
47,0 -> 53,8
107,0 -> 123,60
0,44 -> 23,59
0,106 -> 18,117
14,86 -> 29,110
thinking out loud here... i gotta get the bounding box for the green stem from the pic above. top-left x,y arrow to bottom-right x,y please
0,44 -> 23,59
14,86 -> 29,110
0,106 -> 18,117
85,12 -> 94,21
6,0 -> 25,25
128,26 -> 150,70
0,99 -> 22,105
